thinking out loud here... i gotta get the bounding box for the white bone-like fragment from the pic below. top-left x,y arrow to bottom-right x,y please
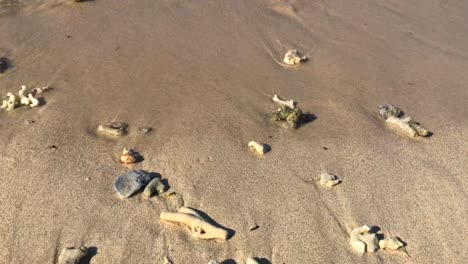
19,85 -> 30,105
320,173 -> 341,187
350,225 -> 379,253
385,116 -> 417,137
160,207 -> 229,241
379,237 -> 404,250
283,50 -> 306,66
31,86 -> 50,95
28,94 -> 40,107
248,141 -> 268,155
207,261 -> 221,264
273,94 -> 295,109
5,93 -> 18,111
246,257 -> 260,264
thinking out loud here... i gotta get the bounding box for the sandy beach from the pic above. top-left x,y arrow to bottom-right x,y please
1,0 -> 467,263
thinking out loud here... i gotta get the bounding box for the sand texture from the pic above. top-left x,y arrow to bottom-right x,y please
1,0 -> 467,263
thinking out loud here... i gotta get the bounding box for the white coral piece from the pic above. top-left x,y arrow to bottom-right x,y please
273,94 -> 295,109
19,85 -> 30,105
350,225 -> 379,253
248,141 -> 269,155
160,207 -> 229,241
283,50 -> 306,65
379,237 -> 404,250
28,93 -> 40,107
320,173 -> 341,187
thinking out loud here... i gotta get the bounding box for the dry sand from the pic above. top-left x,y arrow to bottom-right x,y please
1,0 -> 467,263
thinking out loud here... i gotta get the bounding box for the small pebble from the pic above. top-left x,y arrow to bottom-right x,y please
58,246 -> 88,264
114,170 -> 151,198
24,119 -> 35,125
140,127 -> 152,134
48,145 -> 58,151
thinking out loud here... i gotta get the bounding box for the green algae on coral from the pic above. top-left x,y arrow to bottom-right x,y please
270,105 -> 304,129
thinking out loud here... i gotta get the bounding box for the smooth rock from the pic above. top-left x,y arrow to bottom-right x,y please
114,170 -> 151,198
58,246 -> 88,264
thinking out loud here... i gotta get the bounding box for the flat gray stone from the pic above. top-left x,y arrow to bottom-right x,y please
114,170 -> 151,198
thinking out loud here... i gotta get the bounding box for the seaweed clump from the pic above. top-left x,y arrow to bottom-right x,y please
270,105 -> 304,129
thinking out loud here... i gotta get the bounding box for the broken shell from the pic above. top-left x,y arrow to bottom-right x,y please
379,237 -> 404,250
248,141 -> 269,155
273,94 -> 295,109
120,148 -> 138,164
319,173 -> 341,187
97,121 -> 128,137
283,50 -> 306,66
143,178 -> 167,198
350,225 -> 379,253
58,246 -> 88,264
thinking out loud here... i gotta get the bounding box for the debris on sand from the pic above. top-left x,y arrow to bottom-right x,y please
270,105 -> 304,129
379,104 -> 401,119
143,178 -> 167,198
160,207 -> 229,241
273,94 -> 295,109
120,148 -> 142,164
283,50 -> 307,66
319,173 -> 341,187
58,246 -> 88,264
248,141 -> 270,155
1,85 -> 47,111
379,236 -> 405,250
380,105 -> 429,137
114,170 -> 151,198
350,225 -> 379,253
97,121 -> 128,137
0,57 -> 10,73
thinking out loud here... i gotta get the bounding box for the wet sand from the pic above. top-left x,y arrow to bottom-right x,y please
0,0 -> 467,263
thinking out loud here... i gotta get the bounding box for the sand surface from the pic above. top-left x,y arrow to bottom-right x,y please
1,0 -> 467,263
